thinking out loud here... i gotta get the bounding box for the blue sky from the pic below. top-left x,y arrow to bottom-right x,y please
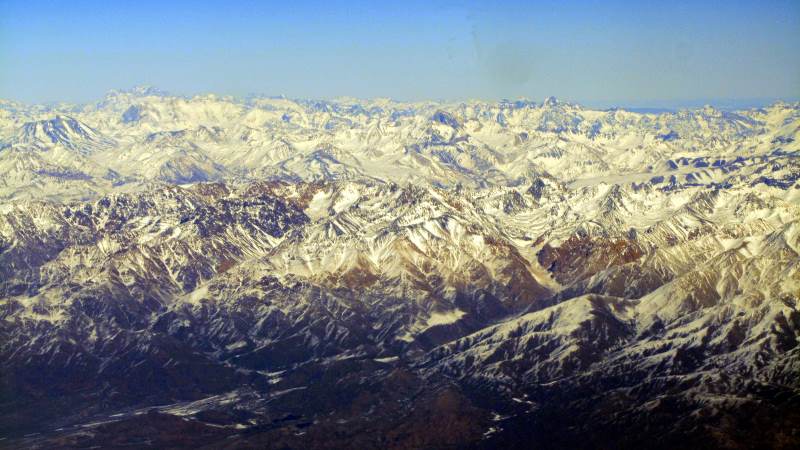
1,0 -> 798,107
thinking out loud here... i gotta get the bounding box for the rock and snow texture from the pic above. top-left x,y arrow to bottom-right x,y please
0,89 -> 799,449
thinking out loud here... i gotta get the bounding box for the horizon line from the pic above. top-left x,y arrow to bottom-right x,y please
1,86 -> 798,112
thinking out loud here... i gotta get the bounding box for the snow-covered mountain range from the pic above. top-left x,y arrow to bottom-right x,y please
1,88 -> 798,449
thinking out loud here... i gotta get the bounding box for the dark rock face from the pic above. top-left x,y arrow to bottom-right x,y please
537,235 -> 644,284
121,105 -> 142,123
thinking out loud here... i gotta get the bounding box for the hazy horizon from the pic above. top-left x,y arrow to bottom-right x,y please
0,84 -> 796,113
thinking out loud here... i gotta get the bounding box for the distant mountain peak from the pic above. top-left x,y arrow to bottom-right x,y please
16,115 -> 113,154
543,96 -> 559,107
107,85 -> 169,99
